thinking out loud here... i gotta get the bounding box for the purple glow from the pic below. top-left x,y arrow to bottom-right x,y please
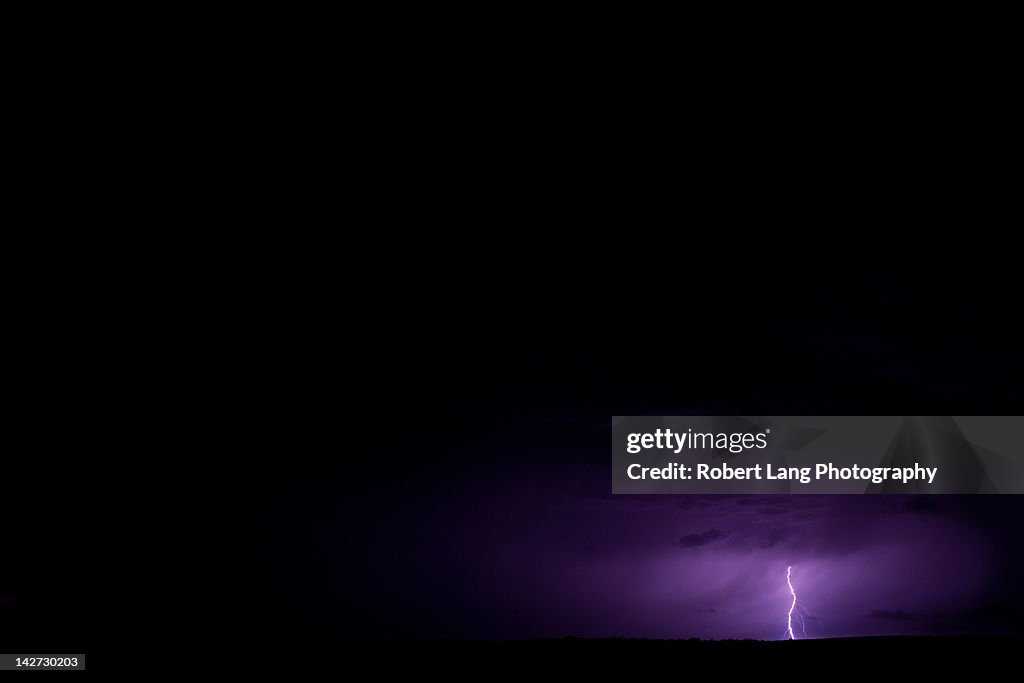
405,489 -> 996,640
222,483 -> 1016,640
786,565 -> 797,640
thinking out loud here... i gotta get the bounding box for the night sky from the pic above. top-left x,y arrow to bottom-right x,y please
202,260 -> 1024,644
6,19 -> 1023,672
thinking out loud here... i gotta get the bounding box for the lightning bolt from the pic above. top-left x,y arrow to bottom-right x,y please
786,565 -> 797,640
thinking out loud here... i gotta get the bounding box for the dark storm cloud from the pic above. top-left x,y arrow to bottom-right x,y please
871,609 -> 928,621
758,526 -> 799,549
966,604 -> 1024,624
678,529 -> 730,548
901,496 -> 941,514
697,495 -> 825,517
872,605 -> 1024,633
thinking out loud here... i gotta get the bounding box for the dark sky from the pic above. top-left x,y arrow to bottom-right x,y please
198,259 -> 1024,643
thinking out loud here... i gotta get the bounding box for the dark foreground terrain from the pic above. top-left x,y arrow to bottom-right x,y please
204,635 -> 1023,674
